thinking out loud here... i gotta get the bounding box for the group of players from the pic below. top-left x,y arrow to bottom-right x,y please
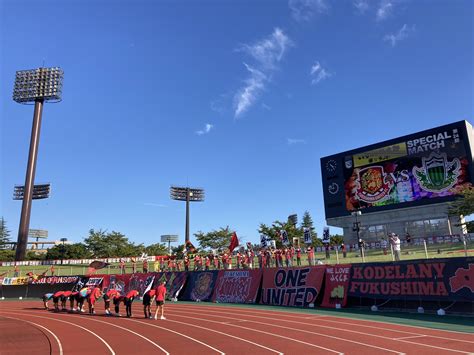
42,280 -> 167,320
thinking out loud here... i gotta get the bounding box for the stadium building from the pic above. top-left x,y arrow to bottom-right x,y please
321,120 -> 474,243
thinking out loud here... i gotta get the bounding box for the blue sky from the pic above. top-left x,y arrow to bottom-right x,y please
1,0 -> 473,247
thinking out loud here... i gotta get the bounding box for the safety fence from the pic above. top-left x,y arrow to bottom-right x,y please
1,256 -> 473,314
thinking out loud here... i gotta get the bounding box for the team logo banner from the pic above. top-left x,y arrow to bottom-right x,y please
321,265 -> 351,308
349,258 -> 474,301
260,266 -> 326,307
212,270 -> 262,304
180,270 -> 219,302
153,272 -> 188,300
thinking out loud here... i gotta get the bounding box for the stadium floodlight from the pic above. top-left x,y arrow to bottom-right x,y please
170,186 -> 205,243
13,183 -> 51,200
13,67 -> 64,261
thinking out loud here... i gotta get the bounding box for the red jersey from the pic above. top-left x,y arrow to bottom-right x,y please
146,289 -> 156,298
53,291 -> 64,298
91,287 -> 102,299
62,291 -> 72,297
106,289 -> 119,299
155,285 -> 166,301
126,290 -> 139,299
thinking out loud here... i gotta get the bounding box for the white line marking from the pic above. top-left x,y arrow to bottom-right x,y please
0,311 -> 115,354
4,310 -> 168,355
179,306 -> 472,354
165,315 -> 283,354
124,318 -> 225,354
394,335 -> 427,340
0,315 -> 63,355
171,308 -> 401,354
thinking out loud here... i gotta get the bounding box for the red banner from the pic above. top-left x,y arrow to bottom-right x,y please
212,270 -> 262,303
102,273 -> 155,297
260,266 -> 326,307
321,264 -> 351,308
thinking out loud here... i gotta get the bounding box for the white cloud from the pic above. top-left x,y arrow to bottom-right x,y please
376,0 -> 393,21
287,138 -> 307,145
384,24 -> 415,47
196,123 -> 214,135
310,61 -> 332,85
353,0 -> 369,14
234,28 -> 292,118
289,0 -> 328,22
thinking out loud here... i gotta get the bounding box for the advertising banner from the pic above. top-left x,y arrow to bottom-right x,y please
321,265 -> 352,308
152,272 -> 188,300
260,266 -> 326,307
348,258 -> 474,301
30,276 -> 79,285
180,270 -> 219,302
2,277 -> 29,286
212,270 -> 262,304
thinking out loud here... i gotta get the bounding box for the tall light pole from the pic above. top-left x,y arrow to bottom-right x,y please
170,186 -> 204,243
13,67 -> 64,261
352,210 -> 364,261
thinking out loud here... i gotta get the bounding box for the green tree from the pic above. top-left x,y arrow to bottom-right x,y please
330,234 -> 344,246
84,229 -> 143,257
258,220 -> 303,248
195,226 -> 234,250
46,243 -> 92,260
144,243 -> 168,256
0,217 -> 11,249
449,186 -> 474,232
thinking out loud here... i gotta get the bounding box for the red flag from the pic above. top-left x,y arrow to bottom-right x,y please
228,232 -> 239,253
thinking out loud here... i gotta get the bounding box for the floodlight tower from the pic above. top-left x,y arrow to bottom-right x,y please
170,186 -> 205,243
12,67 -> 64,261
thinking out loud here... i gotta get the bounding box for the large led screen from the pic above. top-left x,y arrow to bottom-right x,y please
321,121 -> 474,219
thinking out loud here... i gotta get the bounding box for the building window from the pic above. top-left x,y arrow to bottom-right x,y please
406,218 -> 449,237
367,225 -> 386,240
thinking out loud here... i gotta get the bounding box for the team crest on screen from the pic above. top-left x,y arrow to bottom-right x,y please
355,166 -> 393,203
412,153 -> 461,193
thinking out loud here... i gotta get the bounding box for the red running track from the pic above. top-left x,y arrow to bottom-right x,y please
0,301 -> 473,355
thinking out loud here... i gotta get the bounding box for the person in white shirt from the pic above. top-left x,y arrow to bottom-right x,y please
389,233 -> 401,261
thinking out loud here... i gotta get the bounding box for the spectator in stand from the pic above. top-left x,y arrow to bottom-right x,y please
103,289 -> 120,316
205,256 -> 211,270
143,288 -> 156,319
265,250 -> 272,268
154,281 -> 167,320
236,252 -> 241,269
132,259 -> 137,274
307,246 -> 315,266
119,259 -> 126,275
50,265 -> 55,276
193,255 -> 200,271
295,246 -> 302,266
213,255 -> 219,269
176,260 -> 182,272
222,253 -> 228,270
405,233 -> 412,245
226,254 -> 232,269
389,233 -> 401,261
284,249 -> 291,267
160,258 -> 165,272
257,251 -> 263,269
341,243 -> 347,258
184,256 -> 190,271
154,260 -> 160,272
381,238 -> 388,255
143,259 -> 149,273
124,289 -> 139,318
13,265 -> 19,277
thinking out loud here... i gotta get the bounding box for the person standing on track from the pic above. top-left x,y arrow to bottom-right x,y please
142,288 -> 156,319
88,285 -> 102,314
42,293 -> 54,310
124,289 -> 139,318
103,289 -> 119,315
52,290 -> 64,312
154,281 -> 167,320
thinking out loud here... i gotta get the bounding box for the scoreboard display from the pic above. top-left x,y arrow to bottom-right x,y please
321,121 -> 474,219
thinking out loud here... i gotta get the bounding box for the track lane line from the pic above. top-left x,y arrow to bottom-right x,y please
0,315 -> 63,355
0,310 -> 115,354
7,309 -> 169,355
122,317 -> 225,354
178,306 -> 472,354
170,308 -> 403,354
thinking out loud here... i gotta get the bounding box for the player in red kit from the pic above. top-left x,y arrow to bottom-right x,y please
142,289 -> 156,319
124,290 -> 139,318
103,289 -> 120,315
154,281 -> 167,320
88,285 -> 102,315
